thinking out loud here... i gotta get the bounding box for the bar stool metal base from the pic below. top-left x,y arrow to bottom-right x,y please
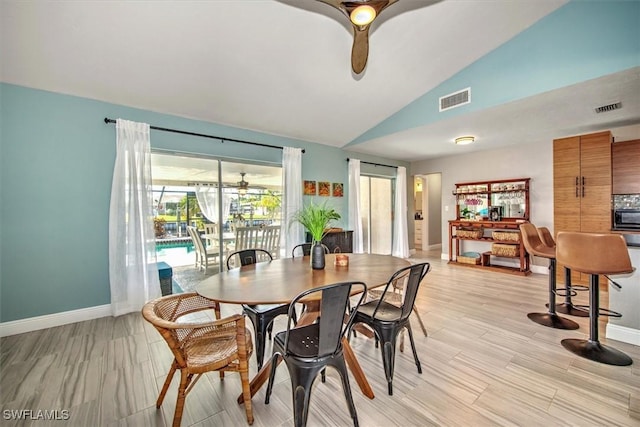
561,339 -> 633,366
549,303 -> 590,317
527,313 -> 579,330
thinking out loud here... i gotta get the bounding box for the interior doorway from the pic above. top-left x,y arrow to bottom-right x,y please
360,175 -> 394,254
415,172 -> 442,256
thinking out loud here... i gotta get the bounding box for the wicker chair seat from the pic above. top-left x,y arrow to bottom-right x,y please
184,329 -> 253,373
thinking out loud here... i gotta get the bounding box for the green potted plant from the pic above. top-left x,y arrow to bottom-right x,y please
291,201 -> 341,269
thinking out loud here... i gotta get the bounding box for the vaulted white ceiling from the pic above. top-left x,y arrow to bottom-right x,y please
2,0 -> 639,161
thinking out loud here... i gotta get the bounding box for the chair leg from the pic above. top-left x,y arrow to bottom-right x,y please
288,364 -> 321,427
157,361 -> 178,407
244,311 -> 267,371
375,327 -> 398,396
561,274 -> 633,366
254,321 -> 267,372
331,357 -> 359,427
412,308 -> 428,337
406,324 -> 422,374
172,369 -> 190,427
239,368 -> 254,425
527,259 -> 579,330
265,353 -> 281,405
554,267 -> 589,317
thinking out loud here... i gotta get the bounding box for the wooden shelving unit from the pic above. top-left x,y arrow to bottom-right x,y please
448,177 -> 531,276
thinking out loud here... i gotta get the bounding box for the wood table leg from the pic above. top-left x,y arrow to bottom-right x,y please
237,356 -> 280,404
342,337 -> 375,399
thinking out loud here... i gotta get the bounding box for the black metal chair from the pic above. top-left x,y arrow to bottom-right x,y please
226,249 -> 296,371
265,280 -> 367,427
291,242 -> 330,258
352,262 -> 430,396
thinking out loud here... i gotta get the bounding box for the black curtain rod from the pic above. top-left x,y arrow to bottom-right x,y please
346,158 -> 398,169
104,118 -> 305,153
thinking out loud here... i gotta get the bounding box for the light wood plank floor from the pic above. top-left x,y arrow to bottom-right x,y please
1,252 -> 639,426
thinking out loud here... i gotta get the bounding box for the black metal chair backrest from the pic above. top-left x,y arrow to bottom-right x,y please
283,281 -> 366,358
291,242 -> 330,258
372,262 -> 431,321
226,248 -> 273,270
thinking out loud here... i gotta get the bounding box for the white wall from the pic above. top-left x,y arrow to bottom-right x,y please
411,140 -> 553,268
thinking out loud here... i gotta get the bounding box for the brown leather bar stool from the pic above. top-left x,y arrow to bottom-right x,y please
556,232 -> 635,366
538,227 -> 589,318
520,224 -> 579,329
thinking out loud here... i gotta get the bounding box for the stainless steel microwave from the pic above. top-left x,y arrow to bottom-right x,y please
613,209 -> 640,230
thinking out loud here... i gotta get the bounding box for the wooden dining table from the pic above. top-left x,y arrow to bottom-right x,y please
195,252 -> 410,402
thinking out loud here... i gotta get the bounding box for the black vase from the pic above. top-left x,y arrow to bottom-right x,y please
311,242 -> 326,270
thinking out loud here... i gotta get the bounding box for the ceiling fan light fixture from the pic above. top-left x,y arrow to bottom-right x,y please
237,172 -> 249,195
350,5 -> 376,26
455,136 -> 475,145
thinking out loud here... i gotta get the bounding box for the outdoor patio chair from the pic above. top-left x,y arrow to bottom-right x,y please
187,225 -> 220,272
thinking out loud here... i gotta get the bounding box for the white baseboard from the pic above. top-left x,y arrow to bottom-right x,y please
530,264 -> 548,275
606,323 -> 640,346
0,304 -> 111,337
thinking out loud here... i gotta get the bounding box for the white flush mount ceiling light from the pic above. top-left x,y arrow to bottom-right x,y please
455,136 -> 475,145
350,5 -> 377,25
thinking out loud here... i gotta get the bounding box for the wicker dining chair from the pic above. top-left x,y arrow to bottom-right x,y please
142,293 -> 254,426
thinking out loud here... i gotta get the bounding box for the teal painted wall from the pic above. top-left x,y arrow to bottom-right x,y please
0,84 -> 406,322
350,0 -> 640,145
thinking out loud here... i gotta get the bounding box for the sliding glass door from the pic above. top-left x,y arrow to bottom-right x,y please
360,175 -> 394,254
151,152 -> 282,271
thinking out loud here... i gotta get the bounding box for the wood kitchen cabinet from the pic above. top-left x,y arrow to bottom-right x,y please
612,139 -> 640,194
553,130 -> 612,284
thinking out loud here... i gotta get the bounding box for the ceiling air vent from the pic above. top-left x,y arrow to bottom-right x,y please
439,88 -> 471,112
595,102 -> 622,113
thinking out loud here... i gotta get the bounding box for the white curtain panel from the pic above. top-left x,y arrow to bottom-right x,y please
282,147 -> 303,257
195,185 -> 231,224
392,166 -> 410,258
348,159 -> 364,253
108,119 -> 161,316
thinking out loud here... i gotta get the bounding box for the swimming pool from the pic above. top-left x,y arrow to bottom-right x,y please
156,240 -> 196,267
